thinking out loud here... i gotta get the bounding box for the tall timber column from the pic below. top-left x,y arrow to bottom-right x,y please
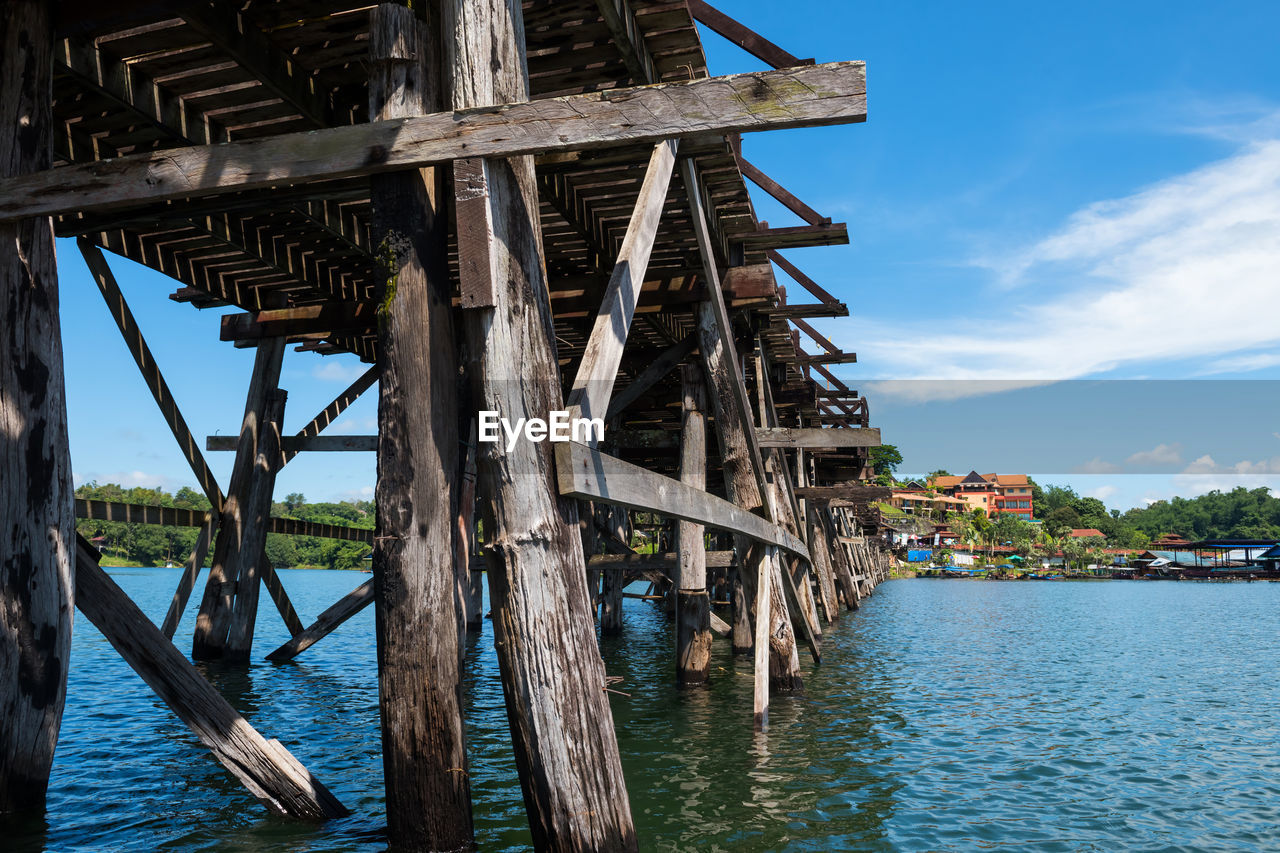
676,365 -> 712,685
444,1 -> 637,849
0,0 -> 73,813
368,5 -> 473,849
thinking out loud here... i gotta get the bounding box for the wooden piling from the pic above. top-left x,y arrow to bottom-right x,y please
676,364 -> 712,685
446,1 -> 637,848
0,0 -> 73,813
369,5 -> 473,848
600,503 -> 627,635
192,337 -> 286,660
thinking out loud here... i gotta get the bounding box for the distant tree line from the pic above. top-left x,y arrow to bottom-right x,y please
75,482 -> 374,570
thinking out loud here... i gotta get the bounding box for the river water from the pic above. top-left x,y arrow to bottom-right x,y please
10,571 -> 1280,851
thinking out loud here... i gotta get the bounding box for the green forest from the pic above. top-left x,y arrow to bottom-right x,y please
76,482 -> 373,570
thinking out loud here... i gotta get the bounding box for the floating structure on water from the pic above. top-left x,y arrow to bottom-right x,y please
0,2 -> 891,848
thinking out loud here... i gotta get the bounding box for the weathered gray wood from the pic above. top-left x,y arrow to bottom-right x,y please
756,427 -> 881,449
566,140 -> 679,424
446,2 -> 637,848
676,364 -> 712,685
225,389 -> 287,660
208,435 -> 378,453
605,334 -> 696,421
0,0 -> 73,812
683,158 -> 801,705
589,552 -> 735,570
796,484 -> 892,503
73,536 -> 347,819
369,6 -> 473,848
554,441 -> 811,559
455,421 -> 482,632
192,337 -> 285,660
0,61 -> 867,222
807,515 -> 840,624
600,504 -> 628,635
265,579 -> 374,662
160,515 -> 217,640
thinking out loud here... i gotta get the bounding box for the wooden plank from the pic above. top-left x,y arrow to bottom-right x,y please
566,139 -> 679,423
755,427 -> 881,449
776,350 -> 858,366
453,157 -> 498,308
265,579 -> 374,662
369,8 -> 472,847
595,0 -> 658,84
796,485 -> 892,503
723,263 -> 779,301
735,223 -> 849,250
445,2 -> 636,848
605,333 -> 696,420
588,551 -> 736,570
0,61 -> 868,221
220,304 -> 374,343
261,563 -> 304,639
73,536 -> 348,819
0,0 -> 72,811
209,435 -> 378,453
759,303 -> 850,319
555,441 -> 810,559
686,0 -> 813,69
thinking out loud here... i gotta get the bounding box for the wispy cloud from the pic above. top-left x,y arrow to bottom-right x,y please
843,128 -> 1280,385
1126,443 -> 1183,468
312,360 -> 369,384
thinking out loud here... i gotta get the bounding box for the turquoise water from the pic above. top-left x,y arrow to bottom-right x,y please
11,572 -> 1280,851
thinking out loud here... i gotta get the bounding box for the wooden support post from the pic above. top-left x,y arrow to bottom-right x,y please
224,388 -> 286,660
191,337 -> 285,660
160,516 -> 217,639
369,6 -> 473,849
456,420 -> 482,632
808,515 -> 840,624
266,579 -> 374,663
683,158 -> 802,721
446,2 -> 636,848
676,364 -> 711,686
600,502 -> 627,635
74,537 -> 347,819
0,0 -> 73,813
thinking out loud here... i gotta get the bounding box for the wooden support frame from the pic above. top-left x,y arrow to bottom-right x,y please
605,333 -> 696,420
265,579 -> 374,663
567,139 -> 679,423
0,61 -> 867,222
737,156 -> 830,226
755,427 -> 882,449
74,536 -> 348,819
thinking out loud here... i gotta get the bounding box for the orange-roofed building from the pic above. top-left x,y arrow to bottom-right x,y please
928,471 -> 1034,519
1069,528 -> 1105,539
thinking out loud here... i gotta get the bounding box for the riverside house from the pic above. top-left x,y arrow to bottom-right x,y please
929,471 -> 1035,519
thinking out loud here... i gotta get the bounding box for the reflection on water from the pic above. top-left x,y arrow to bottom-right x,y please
14,572 -> 1280,850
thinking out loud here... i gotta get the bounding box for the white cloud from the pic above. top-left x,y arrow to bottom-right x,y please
1198,351 -> 1280,375
74,469 -> 187,491
843,134 -> 1280,382
1126,443 -> 1183,467
1086,484 -> 1118,501
312,360 -> 369,383
1076,457 -> 1121,474
330,416 -> 378,436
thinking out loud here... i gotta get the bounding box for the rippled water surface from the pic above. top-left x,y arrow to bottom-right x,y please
12,572 -> 1280,851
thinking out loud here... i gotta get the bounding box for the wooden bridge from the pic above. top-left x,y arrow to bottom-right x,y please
0,1 -> 890,849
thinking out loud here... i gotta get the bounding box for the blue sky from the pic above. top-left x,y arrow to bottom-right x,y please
57,2 -> 1280,510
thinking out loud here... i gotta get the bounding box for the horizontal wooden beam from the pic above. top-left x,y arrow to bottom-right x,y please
1,61 -> 866,222
755,427 -> 881,449
776,351 -> 857,366
733,223 -> 849,251
265,579 -> 374,662
722,263 -> 778,301
758,303 -> 849,319
588,551 -> 735,570
75,498 -> 372,543
208,435 -> 377,453
221,304 -> 374,343
795,485 -> 891,503
554,441 -> 810,560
